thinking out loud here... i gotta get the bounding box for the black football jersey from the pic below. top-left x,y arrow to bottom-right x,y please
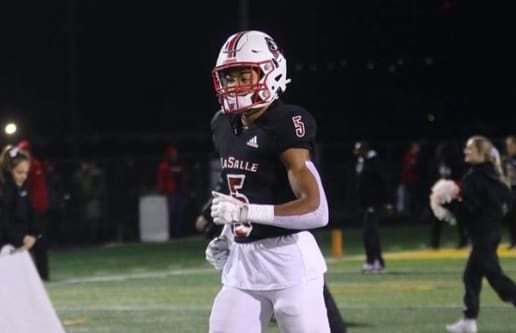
211,100 -> 317,243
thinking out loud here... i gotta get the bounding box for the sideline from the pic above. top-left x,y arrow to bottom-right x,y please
329,244 -> 516,262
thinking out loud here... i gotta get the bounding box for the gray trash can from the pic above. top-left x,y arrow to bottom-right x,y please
139,194 -> 169,242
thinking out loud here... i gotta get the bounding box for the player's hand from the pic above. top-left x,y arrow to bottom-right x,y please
205,236 -> 230,271
195,215 -> 209,232
210,191 -> 248,225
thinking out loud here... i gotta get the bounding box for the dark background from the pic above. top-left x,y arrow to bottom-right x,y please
0,0 -> 514,159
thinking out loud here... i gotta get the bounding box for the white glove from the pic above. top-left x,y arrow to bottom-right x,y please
205,236 -> 230,271
210,191 -> 247,225
210,191 -> 274,225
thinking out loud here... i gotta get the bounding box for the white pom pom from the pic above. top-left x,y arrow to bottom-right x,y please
0,245 -> 15,256
429,179 -> 460,223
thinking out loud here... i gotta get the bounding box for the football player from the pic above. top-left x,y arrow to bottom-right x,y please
197,207 -> 347,333
205,30 -> 332,333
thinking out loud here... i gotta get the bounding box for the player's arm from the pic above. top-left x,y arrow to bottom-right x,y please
275,147 -> 322,215
268,147 -> 329,228
211,149 -> 329,230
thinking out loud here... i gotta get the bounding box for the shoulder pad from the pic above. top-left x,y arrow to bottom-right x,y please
210,110 -> 225,130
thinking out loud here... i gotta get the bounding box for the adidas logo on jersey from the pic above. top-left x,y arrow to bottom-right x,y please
246,136 -> 259,148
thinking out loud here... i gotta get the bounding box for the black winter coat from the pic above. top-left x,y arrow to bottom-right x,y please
0,172 -> 37,248
445,162 -> 513,241
354,151 -> 388,209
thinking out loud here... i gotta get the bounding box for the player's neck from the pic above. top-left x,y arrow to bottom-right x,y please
241,106 -> 268,128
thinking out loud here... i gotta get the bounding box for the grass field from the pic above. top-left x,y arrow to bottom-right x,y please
44,224 -> 516,333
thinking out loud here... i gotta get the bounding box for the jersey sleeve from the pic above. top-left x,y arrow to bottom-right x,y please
273,107 -> 317,153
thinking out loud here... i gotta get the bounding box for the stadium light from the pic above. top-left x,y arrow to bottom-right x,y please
4,122 -> 17,136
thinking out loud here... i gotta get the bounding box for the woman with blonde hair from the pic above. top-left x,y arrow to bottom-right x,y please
433,135 -> 516,333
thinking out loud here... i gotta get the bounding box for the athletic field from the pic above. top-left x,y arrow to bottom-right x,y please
45,224 -> 516,332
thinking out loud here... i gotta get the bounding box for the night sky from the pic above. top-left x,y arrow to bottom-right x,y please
0,0 -> 514,158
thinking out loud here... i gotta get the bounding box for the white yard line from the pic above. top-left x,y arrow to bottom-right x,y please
55,303 -> 513,312
49,267 -> 215,285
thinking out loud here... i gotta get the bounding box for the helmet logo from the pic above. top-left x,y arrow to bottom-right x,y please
265,37 -> 280,59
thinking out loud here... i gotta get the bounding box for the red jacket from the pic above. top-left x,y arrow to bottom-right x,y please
157,161 -> 177,193
27,157 -> 49,213
17,140 -> 49,213
400,151 -> 419,185
157,161 -> 190,194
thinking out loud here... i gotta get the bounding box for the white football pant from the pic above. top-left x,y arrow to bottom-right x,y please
209,276 -> 330,333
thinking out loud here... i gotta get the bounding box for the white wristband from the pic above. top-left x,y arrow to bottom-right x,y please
246,204 -> 274,224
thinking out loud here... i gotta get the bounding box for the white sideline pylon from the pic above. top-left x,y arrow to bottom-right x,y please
0,249 -> 66,333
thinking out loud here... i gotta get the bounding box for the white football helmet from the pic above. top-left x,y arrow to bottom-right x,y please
212,30 -> 290,114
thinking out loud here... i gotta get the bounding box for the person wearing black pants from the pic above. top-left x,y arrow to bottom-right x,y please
438,136 -> 516,333
31,211 -> 49,280
430,214 -> 468,249
462,231 -> 515,319
361,207 -> 384,271
429,141 -> 469,249
323,283 -> 347,333
502,135 -> 516,248
353,141 -> 387,273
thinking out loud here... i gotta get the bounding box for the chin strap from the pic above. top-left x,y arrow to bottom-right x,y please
229,114 -> 243,136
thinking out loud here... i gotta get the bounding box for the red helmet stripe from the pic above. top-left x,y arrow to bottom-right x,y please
225,31 -> 246,58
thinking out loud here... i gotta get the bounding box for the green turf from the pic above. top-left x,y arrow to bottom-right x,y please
43,224 -> 516,332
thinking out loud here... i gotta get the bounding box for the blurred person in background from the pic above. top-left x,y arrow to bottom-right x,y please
0,146 -> 38,255
194,197 -> 222,240
352,141 -> 387,273
397,142 -> 423,218
157,145 -> 191,238
73,160 -> 107,243
502,135 -> 516,248
432,135 -> 516,333
43,159 -> 70,246
429,141 -> 468,250
17,140 -> 49,281
108,156 -> 140,242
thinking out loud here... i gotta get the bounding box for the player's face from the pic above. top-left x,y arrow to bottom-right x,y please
464,139 -> 483,164
12,160 -> 30,186
221,67 -> 260,96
